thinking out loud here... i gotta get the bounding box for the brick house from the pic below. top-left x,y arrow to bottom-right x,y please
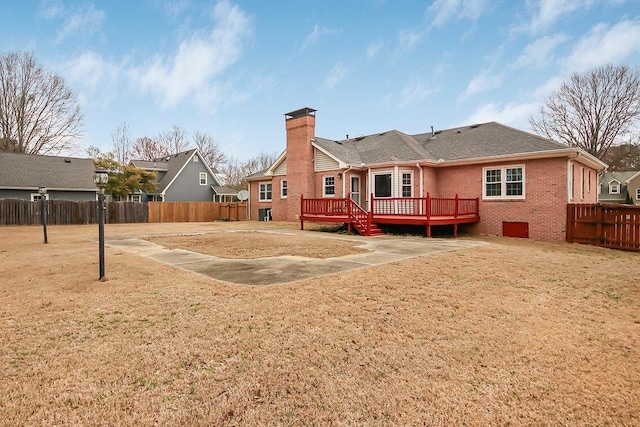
247,107 -> 606,240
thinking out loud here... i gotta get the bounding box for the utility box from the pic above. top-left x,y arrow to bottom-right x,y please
502,221 -> 529,238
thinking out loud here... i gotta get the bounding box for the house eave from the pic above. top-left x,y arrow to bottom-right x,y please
424,149 -> 607,170
0,186 -> 97,192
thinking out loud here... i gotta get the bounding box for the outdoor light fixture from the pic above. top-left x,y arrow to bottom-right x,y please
38,187 -> 48,244
94,168 -> 109,281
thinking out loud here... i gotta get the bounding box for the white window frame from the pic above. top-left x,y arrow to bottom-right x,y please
482,165 -> 525,200
199,172 -> 207,186
30,193 -> 50,201
636,188 -> 640,203
193,156 -> 199,162
280,180 -> 288,199
259,182 -> 272,202
373,171 -> 393,198
130,194 -> 141,202
323,176 -> 336,197
609,180 -> 620,194
401,171 -> 413,198
580,167 -> 585,200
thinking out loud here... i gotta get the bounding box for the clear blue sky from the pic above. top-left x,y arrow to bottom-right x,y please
2,0 -> 639,160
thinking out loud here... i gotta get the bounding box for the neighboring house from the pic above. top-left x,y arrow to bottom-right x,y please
130,148 -> 237,202
247,107 -> 607,240
0,152 -> 97,201
599,171 -> 640,205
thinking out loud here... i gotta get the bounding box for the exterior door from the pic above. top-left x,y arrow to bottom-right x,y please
351,176 -> 361,206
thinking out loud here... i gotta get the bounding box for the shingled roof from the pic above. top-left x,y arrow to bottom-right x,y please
313,121 -> 584,166
131,149 -> 203,194
0,152 -> 96,191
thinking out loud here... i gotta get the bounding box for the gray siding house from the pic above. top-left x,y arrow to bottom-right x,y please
599,170 -> 640,205
0,152 -> 97,201
131,148 -> 236,202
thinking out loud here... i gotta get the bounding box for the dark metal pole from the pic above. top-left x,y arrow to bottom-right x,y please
98,189 -> 105,281
40,196 -> 48,244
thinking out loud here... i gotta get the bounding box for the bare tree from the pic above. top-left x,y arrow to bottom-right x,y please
131,136 -> 169,161
156,124 -> 188,155
603,141 -> 640,171
192,131 -> 226,170
110,122 -> 132,164
530,64 -> 640,160
221,152 -> 278,190
0,51 -> 83,155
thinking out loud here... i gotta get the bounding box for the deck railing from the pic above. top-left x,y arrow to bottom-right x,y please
371,193 -> 478,218
301,193 -> 479,219
301,197 -> 348,215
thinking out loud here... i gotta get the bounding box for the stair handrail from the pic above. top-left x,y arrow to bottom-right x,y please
348,197 -> 371,236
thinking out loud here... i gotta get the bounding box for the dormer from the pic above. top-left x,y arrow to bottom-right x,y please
608,179 -> 620,194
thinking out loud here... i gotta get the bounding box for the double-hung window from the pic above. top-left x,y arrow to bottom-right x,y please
401,173 -> 412,197
281,180 -> 288,198
323,176 -> 335,197
483,165 -> 525,200
259,182 -> 272,201
199,172 -> 207,185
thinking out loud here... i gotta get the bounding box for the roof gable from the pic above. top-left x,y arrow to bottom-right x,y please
131,148 -> 220,194
0,152 -> 96,191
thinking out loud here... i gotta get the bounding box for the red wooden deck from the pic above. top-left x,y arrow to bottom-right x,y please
300,194 -> 480,236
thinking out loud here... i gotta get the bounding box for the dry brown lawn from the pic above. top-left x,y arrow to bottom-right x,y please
1,221 -> 639,426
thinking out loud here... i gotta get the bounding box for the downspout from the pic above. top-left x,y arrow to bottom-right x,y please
341,166 -> 353,197
416,163 -> 423,197
247,182 -> 251,220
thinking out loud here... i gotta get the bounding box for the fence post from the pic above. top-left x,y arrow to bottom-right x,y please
596,204 -> 603,246
566,204 -> 573,243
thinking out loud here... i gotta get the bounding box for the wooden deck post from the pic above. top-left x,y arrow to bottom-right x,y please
300,194 -> 304,230
426,192 -> 431,219
454,193 -> 459,218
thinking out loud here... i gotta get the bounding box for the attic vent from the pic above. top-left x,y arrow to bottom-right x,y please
355,135 -> 365,141
64,158 -> 71,163
379,132 -> 386,136
434,130 -> 442,135
469,124 -> 480,129
456,130 -> 461,134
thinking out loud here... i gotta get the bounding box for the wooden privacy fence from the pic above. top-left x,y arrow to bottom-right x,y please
0,199 -> 148,226
567,203 -> 640,251
148,202 -> 247,223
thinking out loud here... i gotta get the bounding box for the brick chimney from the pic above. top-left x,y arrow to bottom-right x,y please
284,107 -> 316,221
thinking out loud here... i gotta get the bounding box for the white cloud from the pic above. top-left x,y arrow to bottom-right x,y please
531,75 -> 565,99
128,0 -> 252,108
55,4 -> 105,44
565,19 -> 640,71
397,29 -> 423,51
427,0 -> 488,29
524,0 -> 595,34
323,63 -> 348,89
366,42 -> 383,59
462,101 -> 540,129
396,78 -> 437,109
512,33 -> 568,69
301,24 -> 342,51
458,70 -> 502,100
60,51 -> 123,109
38,0 -> 64,19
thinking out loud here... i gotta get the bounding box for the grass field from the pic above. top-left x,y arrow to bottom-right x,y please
1,222 -> 638,426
